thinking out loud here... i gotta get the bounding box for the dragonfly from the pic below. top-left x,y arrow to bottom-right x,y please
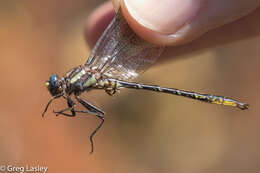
42,9 -> 249,153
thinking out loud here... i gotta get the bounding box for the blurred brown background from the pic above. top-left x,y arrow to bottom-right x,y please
0,1 -> 260,173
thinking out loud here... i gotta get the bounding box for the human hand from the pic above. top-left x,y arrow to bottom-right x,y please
85,0 -> 260,58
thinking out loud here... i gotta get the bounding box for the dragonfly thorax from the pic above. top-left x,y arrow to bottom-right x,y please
61,65 -> 101,96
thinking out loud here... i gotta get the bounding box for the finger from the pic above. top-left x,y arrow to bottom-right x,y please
160,7 -> 260,61
119,0 -> 260,45
85,1 -> 260,61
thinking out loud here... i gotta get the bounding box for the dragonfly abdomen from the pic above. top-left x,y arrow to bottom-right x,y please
109,79 -> 249,110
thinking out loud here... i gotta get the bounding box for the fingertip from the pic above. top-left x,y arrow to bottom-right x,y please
85,0 -> 199,47
120,0 -> 260,46
120,0 -> 202,45
120,0 -> 169,45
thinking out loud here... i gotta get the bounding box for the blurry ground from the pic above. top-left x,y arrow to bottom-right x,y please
0,1 -> 260,173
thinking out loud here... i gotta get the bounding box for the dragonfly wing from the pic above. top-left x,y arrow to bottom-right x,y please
86,9 -> 165,81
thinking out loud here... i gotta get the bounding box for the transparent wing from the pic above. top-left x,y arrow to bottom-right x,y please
86,9 -> 165,81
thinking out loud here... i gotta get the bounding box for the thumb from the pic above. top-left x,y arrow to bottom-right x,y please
116,0 -> 260,45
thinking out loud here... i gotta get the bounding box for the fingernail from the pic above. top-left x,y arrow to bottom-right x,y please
123,0 -> 202,34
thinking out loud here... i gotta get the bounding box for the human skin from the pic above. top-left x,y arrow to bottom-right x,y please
85,0 -> 260,59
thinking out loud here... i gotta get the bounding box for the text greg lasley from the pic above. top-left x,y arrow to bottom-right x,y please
25,165 -> 48,173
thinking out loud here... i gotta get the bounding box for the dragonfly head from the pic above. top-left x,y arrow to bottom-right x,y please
45,74 -> 63,96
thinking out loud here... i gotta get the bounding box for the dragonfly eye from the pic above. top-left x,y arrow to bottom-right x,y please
46,74 -> 63,96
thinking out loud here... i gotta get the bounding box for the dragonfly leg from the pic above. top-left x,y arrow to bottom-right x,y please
75,96 -> 105,116
75,96 -> 105,154
53,96 -> 76,117
42,93 -> 64,117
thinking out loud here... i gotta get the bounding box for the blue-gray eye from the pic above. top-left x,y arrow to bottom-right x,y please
50,74 -> 59,86
47,74 -> 61,96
